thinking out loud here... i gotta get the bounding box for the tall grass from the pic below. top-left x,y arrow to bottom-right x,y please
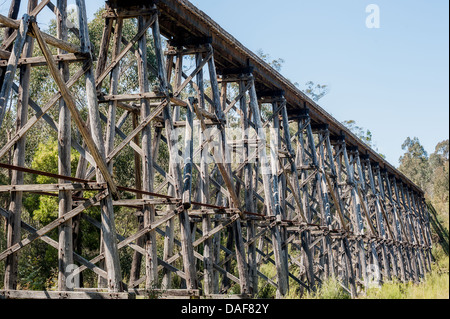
363,271 -> 449,299
363,245 -> 449,300
303,277 -> 352,300
295,246 -> 449,300
250,242 -> 448,299
296,269 -> 449,300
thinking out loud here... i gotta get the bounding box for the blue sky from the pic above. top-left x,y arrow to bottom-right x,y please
2,0 -> 448,166
188,0 -> 449,166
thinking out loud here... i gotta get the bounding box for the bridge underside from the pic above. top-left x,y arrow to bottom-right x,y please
0,0 -> 432,299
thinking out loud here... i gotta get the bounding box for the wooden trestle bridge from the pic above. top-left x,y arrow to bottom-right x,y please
0,0 -> 433,299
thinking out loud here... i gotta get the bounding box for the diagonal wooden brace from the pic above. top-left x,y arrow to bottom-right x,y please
30,20 -> 119,200
0,190 -> 109,262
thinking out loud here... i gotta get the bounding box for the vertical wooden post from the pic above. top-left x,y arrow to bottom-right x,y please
90,14 -> 117,289
397,182 -> 420,283
247,77 -> 287,297
352,152 -> 381,285
56,0 -> 74,291
3,13 -> 31,291
76,0 -> 122,292
322,129 -> 357,297
161,53 -> 178,290
305,118 -> 336,279
94,14 -> 113,85
374,165 -> 399,279
221,224 -> 233,291
392,176 -> 415,281
196,52 -> 214,295
248,79 -> 273,215
73,140 -> 89,287
241,79 -> 257,296
363,159 -> 392,281
182,99 -> 194,208
270,100 -> 289,297
136,14 -> 158,289
281,104 -> 318,293
270,103 -> 282,222
340,141 -> 369,288
151,8 -> 198,290
210,61 -> 249,295
275,103 -> 288,281
129,111 -> 144,288
105,18 -> 123,167
295,120 -> 316,292
406,189 -> 425,278
383,171 -> 407,282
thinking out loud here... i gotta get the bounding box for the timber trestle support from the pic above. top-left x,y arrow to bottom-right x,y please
0,0 -> 433,299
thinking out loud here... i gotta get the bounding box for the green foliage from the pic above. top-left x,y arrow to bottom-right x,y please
428,202 -> 449,256
429,140 -> 449,228
26,139 -> 79,223
32,196 -> 59,225
304,277 -> 351,299
303,81 -> 330,102
432,244 -> 449,271
258,50 -> 331,104
399,138 -> 449,233
342,120 -> 386,158
256,49 -> 285,72
343,120 -> 373,146
257,263 -> 277,298
364,279 -> 407,299
399,137 -> 432,191
18,241 -> 58,291
31,139 -> 59,184
364,270 -> 449,299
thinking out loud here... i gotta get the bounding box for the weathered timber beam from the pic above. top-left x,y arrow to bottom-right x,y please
77,198 -> 182,207
0,53 -> 87,67
182,99 -> 194,208
0,49 -> 11,59
0,182 -> 106,193
0,290 -> 133,299
0,14 -> 82,54
102,7 -> 158,18
97,92 -> 166,103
